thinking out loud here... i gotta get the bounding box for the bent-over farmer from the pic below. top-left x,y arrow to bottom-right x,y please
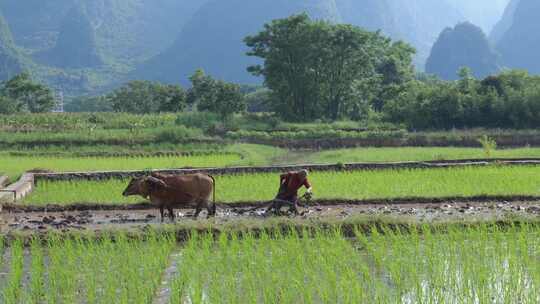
267,169 -> 313,214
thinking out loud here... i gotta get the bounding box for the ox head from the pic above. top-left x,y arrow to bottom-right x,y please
122,176 -> 167,197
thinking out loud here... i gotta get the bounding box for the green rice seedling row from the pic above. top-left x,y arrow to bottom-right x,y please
3,146 -> 540,180
24,166 -> 540,205
308,146 -> 540,163
0,225 -> 537,303
0,154 -> 242,180
172,224 -> 540,303
0,232 -> 175,303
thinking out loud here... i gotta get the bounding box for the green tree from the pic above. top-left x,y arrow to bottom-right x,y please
245,13 -> 414,121
382,69 -> 540,130
0,73 -> 55,113
0,95 -> 17,114
245,14 -> 318,121
188,69 -> 246,121
109,80 -> 186,113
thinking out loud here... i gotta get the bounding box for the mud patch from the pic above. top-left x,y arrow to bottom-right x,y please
2,199 -> 540,234
5,195 -> 540,213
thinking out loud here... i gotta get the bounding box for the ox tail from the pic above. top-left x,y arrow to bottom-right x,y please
209,174 -> 216,215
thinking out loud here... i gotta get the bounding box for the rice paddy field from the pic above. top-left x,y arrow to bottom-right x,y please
0,225 -> 539,303
4,112 -> 540,303
0,154 -> 242,180
3,146 -> 540,181
308,147 -> 540,163
3,131 -> 540,303
24,165 -> 540,205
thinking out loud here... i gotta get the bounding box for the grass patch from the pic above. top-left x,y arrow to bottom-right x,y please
24,165 -> 540,205
224,143 -> 287,166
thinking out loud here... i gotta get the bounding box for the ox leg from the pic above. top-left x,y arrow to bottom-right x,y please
159,205 -> 165,222
167,206 -> 175,222
206,201 -> 216,218
194,201 -> 203,218
265,200 -> 277,215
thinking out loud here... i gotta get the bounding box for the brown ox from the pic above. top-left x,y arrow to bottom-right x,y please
122,173 -> 216,221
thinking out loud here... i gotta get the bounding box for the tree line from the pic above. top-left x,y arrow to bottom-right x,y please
2,14 -> 540,130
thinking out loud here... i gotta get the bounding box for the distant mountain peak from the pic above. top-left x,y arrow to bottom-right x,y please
426,22 -> 500,80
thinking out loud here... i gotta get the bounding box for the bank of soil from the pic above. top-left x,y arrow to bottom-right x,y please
2,200 -> 540,233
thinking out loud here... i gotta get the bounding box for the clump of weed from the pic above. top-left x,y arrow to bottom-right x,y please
478,135 -> 497,158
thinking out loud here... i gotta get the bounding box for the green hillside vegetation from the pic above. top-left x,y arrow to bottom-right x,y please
0,12 -> 24,80
38,5 -> 102,69
0,0 -> 206,94
426,22 -> 500,80
0,0 -> 73,51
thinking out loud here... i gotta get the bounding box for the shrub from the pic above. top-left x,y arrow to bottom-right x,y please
478,135 -> 497,158
175,112 -> 220,131
154,126 -> 204,143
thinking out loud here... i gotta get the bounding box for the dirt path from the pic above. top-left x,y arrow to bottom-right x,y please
2,199 -> 540,233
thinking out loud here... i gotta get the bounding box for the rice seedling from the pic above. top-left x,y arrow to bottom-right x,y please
170,224 -> 540,303
24,165 -> 540,205
2,239 -> 24,304
0,225 -> 538,303
309,146 -> 540,163
0,231 -> 176,303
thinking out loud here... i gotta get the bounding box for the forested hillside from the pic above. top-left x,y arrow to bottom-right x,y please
0,0 -> 206,94
38,5 -> 102,69
0,12 -> 24,80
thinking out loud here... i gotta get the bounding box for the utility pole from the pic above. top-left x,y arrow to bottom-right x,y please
53,90 -> 64,113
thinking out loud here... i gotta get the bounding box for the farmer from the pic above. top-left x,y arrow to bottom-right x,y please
267,169 -> 313,214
